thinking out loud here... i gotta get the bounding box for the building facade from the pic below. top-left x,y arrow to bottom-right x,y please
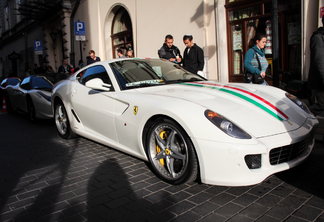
0,0 -> 321,84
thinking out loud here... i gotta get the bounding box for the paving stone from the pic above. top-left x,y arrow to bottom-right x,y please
232,193 -> 259,207
199,212 -> 227,222
265,204 -> 295,220
188,192 -> 214,205
104,196 -> 132,209
192,201 -> 220,216
145,181 -> 171,192
256,193 -> 283,207
293,204 -> 323,221
168,200 -> 196,215
122,208 -> 154,221
226,186 -> 252,196
14,209 -> 45,222
169,210 -> 202,222
279,194 -> 307,208
239,203 -> 269,219
226,214 -> 254,222
98,207 -> 130,221
306,195 -> 324,209
33,212 -> 65,222
214,202 -> 243,219
247,185 -> 272,197
146,210 -> 176,222
61,202 -> 89,217
284,215 -> 309,222
145,199 -> 173,213
269,184 -> 296,198
165,191 -> 191,204
209,192 -> 236,206
107,187 -> 133,200
256,214 -> 282,222
1,114 -> 324,222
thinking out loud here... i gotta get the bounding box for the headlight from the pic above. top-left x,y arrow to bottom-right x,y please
205,110 -> 251,139
285,93 -> 312,115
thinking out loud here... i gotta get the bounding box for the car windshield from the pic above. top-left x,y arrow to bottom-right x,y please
31,76 -> 53,90
110,59 -> 205,90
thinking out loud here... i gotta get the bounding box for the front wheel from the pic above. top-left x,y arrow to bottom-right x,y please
146,118 -> 198,185
54,101 -> 75,139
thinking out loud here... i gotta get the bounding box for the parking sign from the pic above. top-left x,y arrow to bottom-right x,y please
34,40 -> 43,55
75,21 -> 85,36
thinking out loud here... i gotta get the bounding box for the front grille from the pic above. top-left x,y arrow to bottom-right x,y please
269,130 -> 314,165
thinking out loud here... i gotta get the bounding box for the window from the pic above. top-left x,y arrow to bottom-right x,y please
226,0 -> 271,83
20,77 -> 31,90
7,78 -> 20,86
226,0 -> 301,83
80,66 -> 114,91
31,77 -> 53,90
111,8 -> 133,58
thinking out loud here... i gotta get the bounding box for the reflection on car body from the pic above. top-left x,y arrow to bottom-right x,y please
5,75 -> 54,121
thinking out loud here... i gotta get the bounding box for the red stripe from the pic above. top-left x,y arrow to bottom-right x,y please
192,82 -> 289,119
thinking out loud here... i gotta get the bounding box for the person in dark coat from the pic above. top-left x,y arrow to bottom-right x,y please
308,16 -> 324,116
87,50 -> 101,65
58,59 -> 72,75
158,34 -> 182,64
182,34 -> 204,75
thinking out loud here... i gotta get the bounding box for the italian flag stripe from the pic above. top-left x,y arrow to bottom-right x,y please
180,82 -> 289,121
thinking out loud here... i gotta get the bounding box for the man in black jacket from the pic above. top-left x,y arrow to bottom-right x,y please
158,35 -> 182,64
182,34 -> 204,75
308,16 -> 324,116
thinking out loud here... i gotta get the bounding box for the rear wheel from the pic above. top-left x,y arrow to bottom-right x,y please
146,118 -> 198,185
54,101 -> 75,139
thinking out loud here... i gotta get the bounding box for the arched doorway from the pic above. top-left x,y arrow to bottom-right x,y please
111,7 -> 133,58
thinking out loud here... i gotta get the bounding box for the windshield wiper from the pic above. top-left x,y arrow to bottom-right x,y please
125,82 -> 161,89
163,78 -> 203,84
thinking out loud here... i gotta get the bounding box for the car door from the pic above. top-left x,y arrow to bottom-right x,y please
70,65 -> 119,142
11,77 -> 29,111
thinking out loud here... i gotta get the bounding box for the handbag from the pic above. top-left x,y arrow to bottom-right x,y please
244,48 -> 264,84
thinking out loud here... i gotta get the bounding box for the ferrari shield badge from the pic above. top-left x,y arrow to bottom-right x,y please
133,106 -> 138,115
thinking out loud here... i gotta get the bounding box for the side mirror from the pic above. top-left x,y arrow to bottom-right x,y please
85,78 -> 111,91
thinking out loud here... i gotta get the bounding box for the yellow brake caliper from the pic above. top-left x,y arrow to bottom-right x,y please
157,131 -> 167,165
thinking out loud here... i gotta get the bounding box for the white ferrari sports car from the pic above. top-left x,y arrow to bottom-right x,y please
6,75 -> 53,121
51,58 -> 318,186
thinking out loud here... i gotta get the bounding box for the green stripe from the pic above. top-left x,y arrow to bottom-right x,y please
219,88 -> 283,121
180,83 -> 283,121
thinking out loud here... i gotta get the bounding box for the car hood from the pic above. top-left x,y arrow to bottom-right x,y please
136,81 -> 313,138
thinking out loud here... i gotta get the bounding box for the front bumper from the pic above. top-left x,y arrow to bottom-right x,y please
193,118 -> 318,186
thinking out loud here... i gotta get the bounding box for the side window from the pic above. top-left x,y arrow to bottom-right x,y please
80,66 -> 114,91
1,79 -> 6,87
7,79 -> 20,86
20,77 -> 31,90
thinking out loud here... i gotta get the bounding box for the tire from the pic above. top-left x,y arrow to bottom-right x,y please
27,98 -> 36,122
146,118 -> 198,185
54,101 -> 75,139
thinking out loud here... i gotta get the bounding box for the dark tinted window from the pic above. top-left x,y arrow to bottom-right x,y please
7,78 -> 20,86
0,79 -> 6,87
20,77 -> 31,90
80,65 -> 114,91
31,77 -> 53,90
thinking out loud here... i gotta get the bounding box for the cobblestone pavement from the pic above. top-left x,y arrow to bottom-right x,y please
0,112 -> 324,222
